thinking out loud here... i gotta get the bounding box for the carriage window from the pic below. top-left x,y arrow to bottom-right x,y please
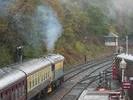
0,93 -> 2,100
44,72 -> 46,80
35,74 -> 38,85
41,70 -> 43,81
46,72 -> 47,79
1,93 -> 4,100
18,84 -> 21,98
44,72 -> 45,80
52,64 -> 55,71
12,88 -> 14,100
7,90 -> 10,100
11,88 -> 14,100
2,92 -> 5,100
4,91 -> 8,100
39,71 -> 41,83
30,76 -> 33,89
22,84 -> 25,96
8,89 -> 11,100
48,71 -> 50,77
29,81 -> 32,90
15,86 -> 18,100
34,74 -> 36,86
35,73 -> 37,85
48,71 -> 49,77
2,93 -> 4,100
16,85 -> 19,99
47,71 -> 49,78
22,81 -> 25,96
33,75 -> 35,87
19,83 -> 22,97
37,74 -> 39,84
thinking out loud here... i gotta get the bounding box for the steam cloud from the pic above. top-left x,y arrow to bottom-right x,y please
60,0 -> 133,33
1,0 -> 133,51
60,0 -> 133,17
111,0 -> 133,13
0,0 -> 62,51
35,5 -> 62,51
0,0 -> 16,17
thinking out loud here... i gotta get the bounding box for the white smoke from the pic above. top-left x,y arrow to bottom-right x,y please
0,0 -> 17,17
112,0 -> 133,14
0,0 -> 63,52
60,0 -> 133,33
60,0 -> 133,17
35,5 -> 62,51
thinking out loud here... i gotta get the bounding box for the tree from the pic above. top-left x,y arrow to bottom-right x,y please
87,6 -> 108,36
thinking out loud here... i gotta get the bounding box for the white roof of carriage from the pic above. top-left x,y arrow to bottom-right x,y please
0,68 -> 25,91
117,53 -> 133,61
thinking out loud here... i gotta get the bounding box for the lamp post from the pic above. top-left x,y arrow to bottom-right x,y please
120,59 -> 127,99
126,36 -> 128,54
115,36 -> 118,54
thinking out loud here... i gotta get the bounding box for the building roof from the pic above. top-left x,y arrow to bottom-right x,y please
105,32 -> 119,38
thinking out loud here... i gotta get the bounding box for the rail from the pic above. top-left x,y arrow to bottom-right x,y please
61,60 -> 112,100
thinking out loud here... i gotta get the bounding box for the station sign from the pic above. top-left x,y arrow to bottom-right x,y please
122,81 -> 131,89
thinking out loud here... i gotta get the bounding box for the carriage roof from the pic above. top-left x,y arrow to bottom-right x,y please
12,54 -> 64,75
46,54 -> 64,63
12,58 -> 51,75
117,53 -> 133,61
0,67 -> 25,91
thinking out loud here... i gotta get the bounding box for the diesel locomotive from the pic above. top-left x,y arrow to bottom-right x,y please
0,54 -> 64,100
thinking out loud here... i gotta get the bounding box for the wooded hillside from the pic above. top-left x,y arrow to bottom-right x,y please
0,0 -> 132,67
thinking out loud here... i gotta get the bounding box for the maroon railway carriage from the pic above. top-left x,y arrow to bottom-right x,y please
113,53 -> 133,99
0,67 -> 27,100
0,54 -> 64,100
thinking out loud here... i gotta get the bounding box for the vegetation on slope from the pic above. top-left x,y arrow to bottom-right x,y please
1,0 -> 132,67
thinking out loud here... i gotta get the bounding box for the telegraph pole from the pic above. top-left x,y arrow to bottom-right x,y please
126,36 -> 128,54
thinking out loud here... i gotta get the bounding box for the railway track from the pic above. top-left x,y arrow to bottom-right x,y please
64,55 -> 113,81
43,55 -> 113,100
61,61 -> 112,100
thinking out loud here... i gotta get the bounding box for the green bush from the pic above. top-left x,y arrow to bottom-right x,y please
24,45 -> 46,58
0,46 -> 13,67
74,41 -> 86,54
